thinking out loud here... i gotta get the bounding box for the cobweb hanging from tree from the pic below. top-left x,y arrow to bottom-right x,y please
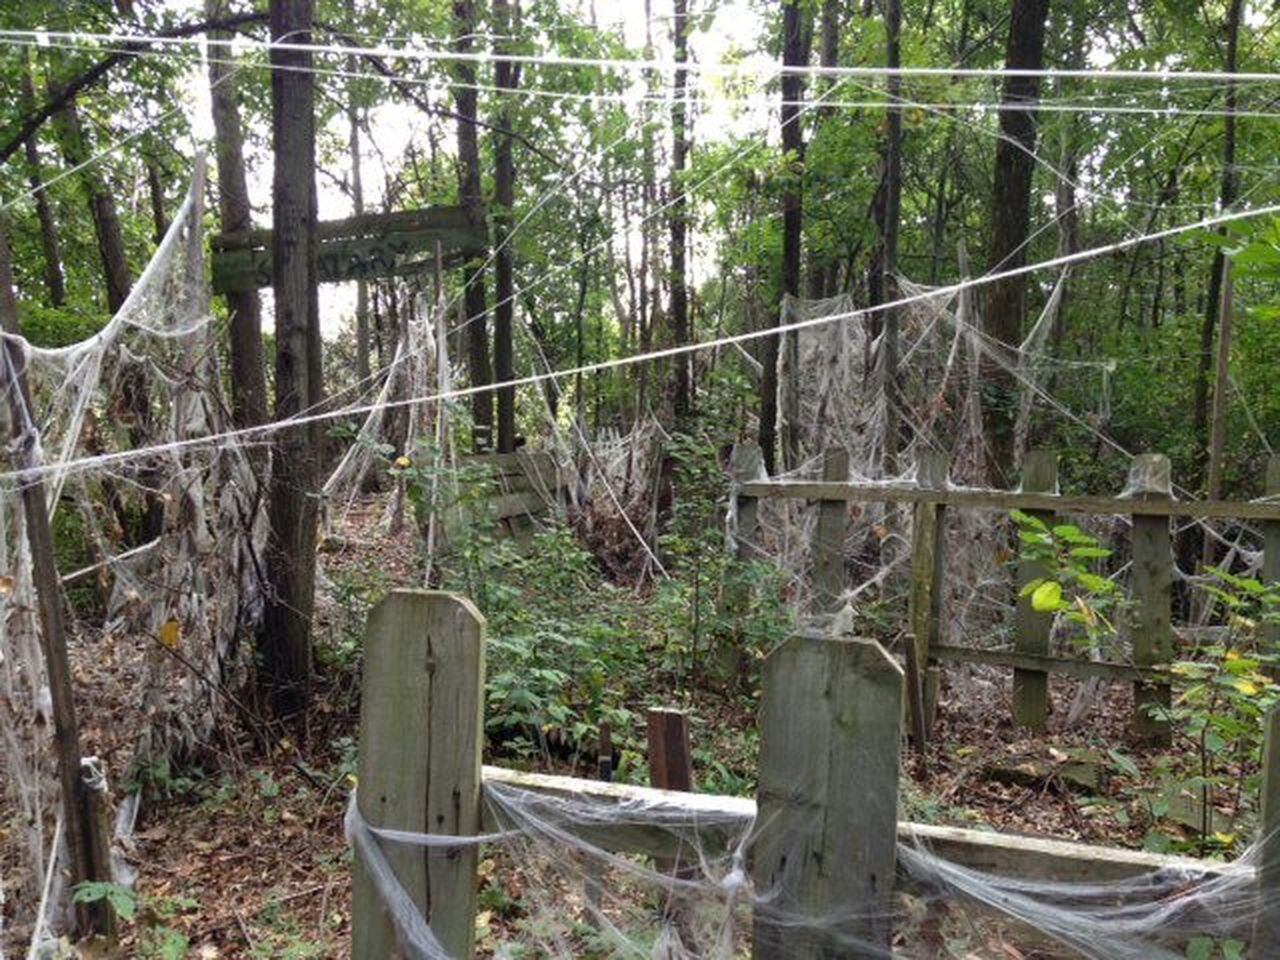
0,157 -> 264,927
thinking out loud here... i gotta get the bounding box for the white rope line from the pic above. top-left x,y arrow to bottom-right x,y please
16,36 -> 1280,121
8,29 -> 1280,85
3,197 -> 1277,491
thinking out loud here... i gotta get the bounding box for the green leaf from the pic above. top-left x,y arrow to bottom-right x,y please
1019,577 -> 1046,598
1031,580 -> 1063,613
1068,546 -> 1111,559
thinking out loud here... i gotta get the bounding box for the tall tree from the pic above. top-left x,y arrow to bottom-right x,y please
980,0 -> 1050,484
875,0 -> 903,474
345,19 -> 372,388
46,74 -> 132,313
759,0 -> 811,474
206,0 -> 268,431
261,0 -> 322,715
669,0 -> 691,421
493,0 -> 519,452
1192,0 -> 1242,485
18,55 -> 65,307
0,220 -> 115,937
453,0 -> 494,450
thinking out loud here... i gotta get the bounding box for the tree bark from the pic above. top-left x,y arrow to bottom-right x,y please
980,0 -> 1050,485
47,78 -> 132,314
669,0 -> 692,422
0,221 -> 115,937
452,0 -> 493,451
207,0 -> 269,432
1192,0 -> 1241,483
347,82 -> 371,387
261,0 -> 322,716
877,0 -> 903,474
19,58 -> 66,307
759,0 -> 811,474
493,0 -> 520,452
145,148 -> 168,245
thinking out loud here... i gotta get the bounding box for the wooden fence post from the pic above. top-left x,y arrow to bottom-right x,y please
647,708 -> 694,792
909,450 -> 948,736
352,591 -> 486,959
813,447 -> 850,613
752,633 -> 902,958
729,442 -> 764,562
1255,705 -> 1280,954
1127,454 -> 1173,744
1264,455 -> 1280,659
1012,450 -> 1058,730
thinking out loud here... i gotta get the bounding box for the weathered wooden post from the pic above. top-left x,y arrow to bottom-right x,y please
813,447 -> 850,613
1126,454 -> 1173,744
352,591 -> 485,959
647,708 -> 694,792
729,442 -> 764,562
1254,705 -> 1280,954
1012,449 -> 1058,730
908,449 -> 948,736
752,633 -> 903,958
1264,455 -> 1280,658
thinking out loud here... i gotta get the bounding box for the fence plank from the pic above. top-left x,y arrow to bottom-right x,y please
729,443 -> 764,562
752,635 -> 902,958
1264,455 -> 1280,659
1012,450 -> 1058,730
909,450 -> 948,737
931,643 -> 1163,682
812,447 -> 850,613
352,591 -> 486,959
1128,454 -> 1173,744
1254,706 -> 1280,953
647,708 -> 693,792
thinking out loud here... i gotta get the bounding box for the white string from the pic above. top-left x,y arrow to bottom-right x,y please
9,29 -> 1280,85
17,36 -> 1280,122
3,196 -> 1278,491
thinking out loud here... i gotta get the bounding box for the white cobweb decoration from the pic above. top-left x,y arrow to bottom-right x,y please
0,156 -> 265,931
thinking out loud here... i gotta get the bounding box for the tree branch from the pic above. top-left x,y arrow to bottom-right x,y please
0,12 -> 269,168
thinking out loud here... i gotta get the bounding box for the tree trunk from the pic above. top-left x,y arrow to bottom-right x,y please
47,77 -> 131,314
0,222 -> 116,938
261,0 -> 322,716
207,0 -> 269,431
493,0 -> 519,452
19,57 -> 66,307
1192,0 -> 1241,483
877,0 -> 903,474
346,48 -> 372,388
669,0 -> 691,422
145,148 -> 168,245
980,0 -> 1050,485
453,0 -> 493,451
759,0 -> 811,474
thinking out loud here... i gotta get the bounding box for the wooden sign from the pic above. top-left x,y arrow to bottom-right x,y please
210,206 -> 486,293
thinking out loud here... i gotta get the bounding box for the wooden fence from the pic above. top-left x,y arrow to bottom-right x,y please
350,591 -> 1277,957
730,445 -> 1280,741
446,449 -> 574,541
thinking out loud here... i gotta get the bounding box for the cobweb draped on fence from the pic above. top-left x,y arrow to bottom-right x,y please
347,779 -> 1269,959
0,157 -> 264,926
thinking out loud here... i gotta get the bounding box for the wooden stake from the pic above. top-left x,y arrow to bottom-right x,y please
1263,455 -> 1279,668
647,708 -> 693,792
0,221 -> 115,937
351,591 -> 485,959
1128,454 -> 1173,745
1012,449 -> 1058,730
1255,706 -> 1280,953
752,634 -> 902,958
908,449 -> 948,736
812,447 -> 849,613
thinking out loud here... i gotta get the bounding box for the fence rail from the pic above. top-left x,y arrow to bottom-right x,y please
731,445 -> 1280,737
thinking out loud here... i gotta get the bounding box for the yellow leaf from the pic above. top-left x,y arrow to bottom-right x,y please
1232,678 -> 1260,696
158,619 -> 181,650
1031,580 -> 1063,613
0,575 -> 13,598
394,456 -> 412,469
1212,831 -> 1237,846
1225,649 -> 1242,661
